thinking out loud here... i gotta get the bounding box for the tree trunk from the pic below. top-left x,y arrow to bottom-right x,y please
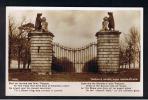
27,62 -> 30,69
129,53 -> 131,69
139,51 -> 140,69
9,46 -> 11,69
27,50 -> 31,69
23,61 -> 26,69
23,49 -> 27,69
18,46 -> 21,69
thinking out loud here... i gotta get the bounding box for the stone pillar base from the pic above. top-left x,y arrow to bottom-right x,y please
28,32 -> 54,75
96,31 -> 121,73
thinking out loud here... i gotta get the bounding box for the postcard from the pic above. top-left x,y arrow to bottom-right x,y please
6,7 -> 143,96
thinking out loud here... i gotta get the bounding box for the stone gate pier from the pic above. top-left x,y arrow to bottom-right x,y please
28,32 -> 54,75
96,31 -> 121,73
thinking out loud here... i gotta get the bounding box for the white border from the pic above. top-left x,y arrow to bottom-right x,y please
6,7 -> 142,11
6,7 -> 143,96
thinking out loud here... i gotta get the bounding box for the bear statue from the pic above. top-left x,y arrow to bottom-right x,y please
41,17 -> 48,32
35,13 -> 42,31
102,16 -> 109,31
108,12 -> 115,31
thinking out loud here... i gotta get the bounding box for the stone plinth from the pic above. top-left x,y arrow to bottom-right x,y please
96,31 -> 121,73
28,32 -> 54,75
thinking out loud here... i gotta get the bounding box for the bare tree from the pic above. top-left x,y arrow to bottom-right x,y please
18,22 -> 34,69
119,39 -> 127,68
8,16 -> 34,69
8,16 -> 17,68
124,27 -> 140,68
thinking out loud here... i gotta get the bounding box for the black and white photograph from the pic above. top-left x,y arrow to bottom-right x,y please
6,7 -> 143,96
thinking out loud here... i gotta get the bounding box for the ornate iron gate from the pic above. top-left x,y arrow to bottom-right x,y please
52,42 -> 97,73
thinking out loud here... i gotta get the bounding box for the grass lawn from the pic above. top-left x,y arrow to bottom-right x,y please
9,69 -> 140,82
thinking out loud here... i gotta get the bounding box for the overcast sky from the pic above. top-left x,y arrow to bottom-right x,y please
7,8 -> 142,48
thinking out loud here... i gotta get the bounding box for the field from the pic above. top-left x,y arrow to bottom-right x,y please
9,69 -> 140,82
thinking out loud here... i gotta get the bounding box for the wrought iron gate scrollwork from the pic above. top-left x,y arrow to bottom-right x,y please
52,42 -> 97,73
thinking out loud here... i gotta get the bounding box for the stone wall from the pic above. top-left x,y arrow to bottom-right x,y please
96,31 -> 121,73
28,32 -> 54,75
